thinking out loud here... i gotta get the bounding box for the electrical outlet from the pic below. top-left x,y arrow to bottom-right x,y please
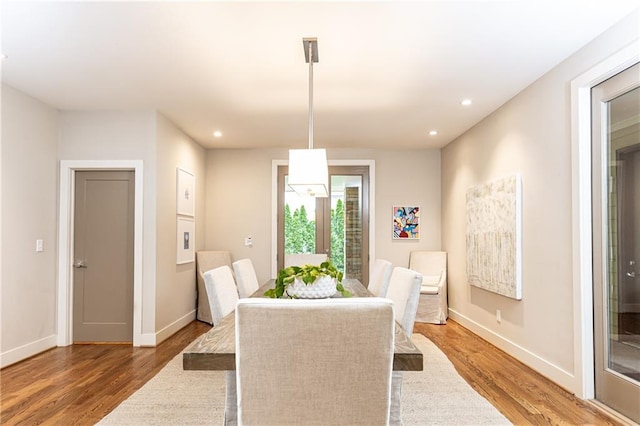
496,309 -> 502,323
244,236 -> 253,247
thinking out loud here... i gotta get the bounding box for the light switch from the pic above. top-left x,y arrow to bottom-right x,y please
244,236 -> 253,247
36,239 -> 44,252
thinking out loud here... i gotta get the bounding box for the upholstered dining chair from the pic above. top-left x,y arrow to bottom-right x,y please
204,265 -> 240,426
368,258 -> 393,297
408,251 -> 448,324
384,266 -> 422,426
385,266 -> 423,336
196,250 -> 232,324
203,265 -> 239,327
283,253 -> 328,268
235,298 -> 395,426
232,258 -> 260,298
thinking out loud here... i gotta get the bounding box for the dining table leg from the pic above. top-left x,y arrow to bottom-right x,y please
224,371 -> 237,426
390,371 -> 404,425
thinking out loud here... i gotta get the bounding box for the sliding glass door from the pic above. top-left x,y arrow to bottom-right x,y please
592,62 -> 640,423
277,165 -> 370,284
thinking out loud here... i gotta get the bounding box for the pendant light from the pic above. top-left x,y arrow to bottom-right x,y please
288,37 -> 329,198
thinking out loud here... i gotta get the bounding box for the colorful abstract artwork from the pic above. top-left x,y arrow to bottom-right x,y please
466,175 -> 522,300
393,206 -> 420,239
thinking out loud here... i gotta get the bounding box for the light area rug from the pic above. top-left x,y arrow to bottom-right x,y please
98,334 -> 511,425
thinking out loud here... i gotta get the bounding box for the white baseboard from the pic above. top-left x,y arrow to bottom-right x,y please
0,334 -> 57,368
448,309 -> 578,394
0,311 -> 198,365
138,333 -> 157,347
141,310 -> 196,347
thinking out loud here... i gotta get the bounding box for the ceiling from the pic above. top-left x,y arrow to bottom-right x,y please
2,1 -> 638,150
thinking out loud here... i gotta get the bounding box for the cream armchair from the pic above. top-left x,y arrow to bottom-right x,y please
408,251 -> 448,324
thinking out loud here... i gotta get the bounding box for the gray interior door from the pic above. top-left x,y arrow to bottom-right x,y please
73,170 -> 134,343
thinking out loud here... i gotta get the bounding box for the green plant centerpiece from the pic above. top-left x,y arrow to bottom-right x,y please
264,260 -> 351,299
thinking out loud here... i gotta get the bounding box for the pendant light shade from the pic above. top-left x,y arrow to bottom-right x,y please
288,37 -> 329,198
288,148 -> 329,197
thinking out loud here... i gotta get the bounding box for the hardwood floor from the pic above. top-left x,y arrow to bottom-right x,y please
0,321 -> 211,425
414,321 -> 628,425
0,319 -> 630,425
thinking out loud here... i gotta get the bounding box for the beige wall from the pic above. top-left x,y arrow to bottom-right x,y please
205,148 -> 277,283
371,148 -> 441,266
1,99 -> 210,362
59,110 -> 159,338
205,148 -> 441,284
1,85 -> 59,366
441,11 -> 639,392
155,113 -> 206,340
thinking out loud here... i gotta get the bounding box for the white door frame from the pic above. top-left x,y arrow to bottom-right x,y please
57,160 -> 144,347
570,40 -> 639,398
271,159 -> 376,278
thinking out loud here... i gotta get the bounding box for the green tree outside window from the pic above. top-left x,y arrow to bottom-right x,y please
330,199 -> 345,271
284,199 -> 346,273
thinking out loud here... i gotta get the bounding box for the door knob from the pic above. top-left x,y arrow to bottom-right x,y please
73,261 -> 87,268
627,271 -> 636,278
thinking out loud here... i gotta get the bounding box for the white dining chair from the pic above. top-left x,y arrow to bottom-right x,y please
368,258 -> 393,297
196,250 -> 233,324
284,253 -> 328,268
384,266 -> 422,426
235,298 -> 395,426
385,266 -> 422,336
204,265 -> 240,426
232,258 -> 260,298
203,265 -> 239,327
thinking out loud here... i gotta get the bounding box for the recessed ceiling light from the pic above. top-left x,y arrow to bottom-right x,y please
461,99 -> 472,106
213,131 -> 223,138
429,130 -> 438,136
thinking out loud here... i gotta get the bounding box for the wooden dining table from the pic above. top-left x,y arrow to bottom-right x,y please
182,278 -> 423,371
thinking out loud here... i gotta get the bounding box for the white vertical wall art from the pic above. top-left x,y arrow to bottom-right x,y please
466,175 -> 522,299
177,168 -> 195,217
176,217 -> 195,264
176,167 -> 195,264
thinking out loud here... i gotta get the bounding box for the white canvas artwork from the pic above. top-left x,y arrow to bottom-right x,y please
466,175 -> 522,300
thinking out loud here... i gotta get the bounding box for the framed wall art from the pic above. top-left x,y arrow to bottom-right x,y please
393,206 -> 420,239
176,168 -> 195,217
176,217 -> 195,264
466,174 -> 522,300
